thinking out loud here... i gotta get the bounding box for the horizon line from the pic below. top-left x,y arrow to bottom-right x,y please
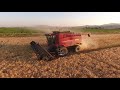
0,22 -> 120,27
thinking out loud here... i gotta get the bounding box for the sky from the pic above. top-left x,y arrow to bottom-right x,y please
0,12 -> 120,27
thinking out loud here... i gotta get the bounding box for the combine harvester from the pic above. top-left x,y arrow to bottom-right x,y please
30,31 -> 90,61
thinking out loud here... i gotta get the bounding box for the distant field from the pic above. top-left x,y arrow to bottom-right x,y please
0,27 -> 44,37
1,27 -> 120,37
71,29 -> 120,34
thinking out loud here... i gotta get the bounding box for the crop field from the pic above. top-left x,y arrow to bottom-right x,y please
0,32 -> 120,78
0,27 -> 43,37
71,28 -> 120,34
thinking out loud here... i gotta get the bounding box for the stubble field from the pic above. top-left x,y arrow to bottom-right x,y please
0,34 -> 120,78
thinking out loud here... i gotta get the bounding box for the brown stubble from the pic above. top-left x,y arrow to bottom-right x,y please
0,34 -> 120,78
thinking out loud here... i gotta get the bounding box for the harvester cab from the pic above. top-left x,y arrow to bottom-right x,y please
45,33 -> 56,46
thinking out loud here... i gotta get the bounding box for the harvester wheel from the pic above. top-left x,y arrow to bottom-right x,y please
75,45 -> 81,53
57,47 -> 68,56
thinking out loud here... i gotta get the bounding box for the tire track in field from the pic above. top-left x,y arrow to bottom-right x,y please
84,51 -> 120,77
61,52 -> 114,78
74,48 -> 120,78
88,54 -> 120,71
63,53 -> 100,78
82,66 -> 99,78
86,48 -> 120,70
77,55 -> 102,78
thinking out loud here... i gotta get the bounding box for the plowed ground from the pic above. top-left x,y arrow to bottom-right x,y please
0,34 -> 120,78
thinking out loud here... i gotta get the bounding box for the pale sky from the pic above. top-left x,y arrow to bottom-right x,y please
0,12 -> 120,27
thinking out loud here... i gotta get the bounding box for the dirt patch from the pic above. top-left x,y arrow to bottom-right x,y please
0,34 -> 120,78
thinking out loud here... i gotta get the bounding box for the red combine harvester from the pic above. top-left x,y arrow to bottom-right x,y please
30,31 -> 90,61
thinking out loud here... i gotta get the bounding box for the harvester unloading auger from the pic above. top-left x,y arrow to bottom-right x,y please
30,31 -> 90,61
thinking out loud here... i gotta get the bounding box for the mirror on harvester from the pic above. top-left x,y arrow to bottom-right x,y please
88,34 -> 90,37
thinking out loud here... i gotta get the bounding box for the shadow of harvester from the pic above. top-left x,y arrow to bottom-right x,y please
0,43 -> 120,61
0,44 -> 34,61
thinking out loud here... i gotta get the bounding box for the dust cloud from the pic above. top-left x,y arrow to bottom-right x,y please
40,29 -> 52,34
80,35 -> 99,51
